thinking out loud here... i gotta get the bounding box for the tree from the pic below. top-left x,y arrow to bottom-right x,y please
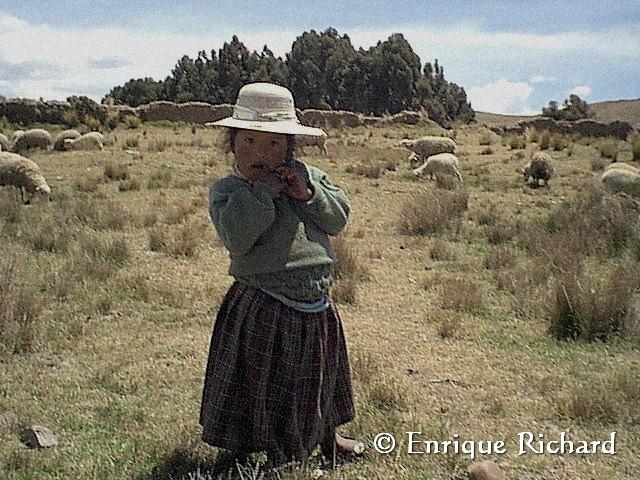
542,95 -> 589,120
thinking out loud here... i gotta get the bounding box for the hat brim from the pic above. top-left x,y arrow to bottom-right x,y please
205,117 -> 326,137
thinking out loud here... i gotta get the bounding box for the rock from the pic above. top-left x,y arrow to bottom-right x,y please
20,425 -> 58,448
468,461 -> 505,480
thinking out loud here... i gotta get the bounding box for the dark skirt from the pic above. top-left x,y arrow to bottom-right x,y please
199,281 -> 356,463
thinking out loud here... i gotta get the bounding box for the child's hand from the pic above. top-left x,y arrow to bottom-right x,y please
274,166 -> 313,201
253,169 -> 286,193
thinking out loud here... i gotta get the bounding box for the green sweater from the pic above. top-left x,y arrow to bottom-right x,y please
209,159 -> 350,301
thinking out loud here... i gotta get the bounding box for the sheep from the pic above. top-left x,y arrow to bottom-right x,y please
0,152 -> 52,204
601,167 -> 640,197
0,133 -> 10,152
12,130 -> 25,142
63,131 -> 104,151
523,152 -> 554,187
399,136 -> 456,165
413,153 -> 463,183
604,162 -> 640,174
11,129 -> 52,153
53,129 -> 82,151
295,134 -> 328,157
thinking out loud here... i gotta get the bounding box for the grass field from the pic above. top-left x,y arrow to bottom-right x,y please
1,121 -> 639,480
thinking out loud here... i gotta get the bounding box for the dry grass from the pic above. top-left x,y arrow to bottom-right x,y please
2,121 -> 639,480
549,262 -> 640,341
599,137 -> 619,159
398,188 -> 469,235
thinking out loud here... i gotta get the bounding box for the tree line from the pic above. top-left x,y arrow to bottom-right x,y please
541,94 -> 590,121
104,28 -> 475,127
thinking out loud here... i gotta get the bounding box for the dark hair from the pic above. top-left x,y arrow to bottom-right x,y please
224,127 -> 296,163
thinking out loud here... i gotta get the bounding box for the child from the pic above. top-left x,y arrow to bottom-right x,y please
199,82 -> 365,469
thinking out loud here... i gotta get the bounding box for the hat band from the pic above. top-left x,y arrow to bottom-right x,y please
233,104 -> 298,122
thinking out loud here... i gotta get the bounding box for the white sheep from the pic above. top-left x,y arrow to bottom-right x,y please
295,134 -> 328,156
12,130 -> 25,142
601,166 -> 640,197
399,136 -> 456,164
53,129 -> 82,151
0,133 -> 10,152
0,152 -> 52,203
11,128 -> 52,153
63,131 -> 104,151
605,162 -> 640,174
413,153 -> 463,182
523,152 -> 554,186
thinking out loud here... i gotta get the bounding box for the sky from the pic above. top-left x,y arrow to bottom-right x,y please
0,1 -> 639,114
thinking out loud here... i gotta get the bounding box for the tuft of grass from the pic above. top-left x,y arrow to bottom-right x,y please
74,176 -> 101,193
148,167 -> 173,189
104,161 -> 130,181
549,133 -> 569,151
486,221 -> 516,245
525,127 -> 539,143
124,115 -> 141,129
590,157 -> 607,171
437,276 -> 484,312
478,132 -> 493,146
509,135 -> 526,150
549,263 -> 640,341
148,138 -> 172,152
483,245 -> 517,270
398,188 -> 469,235
118,178 -> 141,192
599,137 -> 619,159
539,131 -> 550,150
630,133 -> 640,161
430,239 -> 456,261
480,146 -> 494,155
148,227 -> 168,252
123,136 -> 140,149
0,258 -> 44,354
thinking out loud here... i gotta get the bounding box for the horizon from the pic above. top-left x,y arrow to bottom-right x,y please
1,1 -> 639,115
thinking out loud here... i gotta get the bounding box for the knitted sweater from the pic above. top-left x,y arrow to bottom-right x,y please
209,159 -> 350,301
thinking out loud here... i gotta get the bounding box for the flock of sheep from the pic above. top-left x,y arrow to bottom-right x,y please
0,128 -> 105,204
1,125 -> 639,205
398,134 -> 640,196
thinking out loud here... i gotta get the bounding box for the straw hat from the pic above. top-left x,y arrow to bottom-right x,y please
205,82 -> 326,137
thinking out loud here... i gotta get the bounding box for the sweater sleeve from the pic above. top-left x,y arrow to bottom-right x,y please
301,166 -> 350,236
209,178 -> 279,256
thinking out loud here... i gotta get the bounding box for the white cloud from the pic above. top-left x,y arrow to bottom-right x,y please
570,85 -> 592,97
467,79 -> 536,115
530,75 -> 556,84
0,9 -> 637,103
0,11 -> 297,101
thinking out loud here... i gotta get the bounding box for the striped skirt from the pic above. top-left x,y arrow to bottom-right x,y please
199,281 -> 356,464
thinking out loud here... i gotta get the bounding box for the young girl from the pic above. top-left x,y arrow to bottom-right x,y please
199,82 -> 365,469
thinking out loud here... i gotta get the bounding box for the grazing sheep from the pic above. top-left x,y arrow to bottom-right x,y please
399,136 -> 456,164
63,131 -> 104,151
53,129 -> 82,151
12,130 -> 25,142
413,153 -> 463,183
296,134 -> 328,156
0,152 -> 52,203
523,152 -> 554,186
11,128 -> 52,153
601,166 -> 640,197
605,162 -> 640,175
0,133 -> 10,152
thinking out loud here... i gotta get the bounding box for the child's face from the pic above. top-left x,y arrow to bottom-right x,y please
233,129 -> 289,182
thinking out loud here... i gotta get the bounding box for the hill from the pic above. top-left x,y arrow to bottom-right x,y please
476,98 -> 640,129
589,98 -> 640,128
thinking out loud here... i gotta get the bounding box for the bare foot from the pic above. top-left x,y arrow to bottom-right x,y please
335,433 -> 365,454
